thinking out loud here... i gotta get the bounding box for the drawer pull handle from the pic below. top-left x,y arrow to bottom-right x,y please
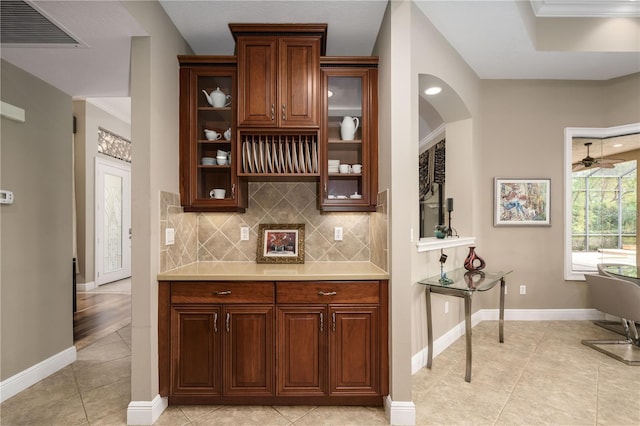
320,312 -> 324,332
213,312 -> 218,333
213,290 -> 232,295
318,291 -> 337,296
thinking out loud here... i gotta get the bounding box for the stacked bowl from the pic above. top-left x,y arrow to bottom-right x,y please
202,157 -> 216,165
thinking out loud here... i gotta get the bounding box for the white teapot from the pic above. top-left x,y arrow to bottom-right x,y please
224,128 -> 232,140
339,116 -> 359,141
202,87 -> 231,107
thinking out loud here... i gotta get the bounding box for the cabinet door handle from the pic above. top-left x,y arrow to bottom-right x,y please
231,184 -> 236,200
332,312 -> 336,332
213,312 -> 218,333
324,183 -> 327,197
318,291 -> 337,296
213,290 -> 232,295
320,312 -> 324,332
226,312 -> 230,333
282,104 -> 286,121
270,104 -> 275,121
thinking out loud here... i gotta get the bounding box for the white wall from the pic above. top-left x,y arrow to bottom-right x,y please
123,0 -> 192,409
1,60 -> 74,380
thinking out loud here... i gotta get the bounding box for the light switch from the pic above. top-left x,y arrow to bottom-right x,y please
165,228 -> 175,245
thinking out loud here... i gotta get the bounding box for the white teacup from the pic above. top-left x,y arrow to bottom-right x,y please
339,164 -> 351,174
224,128 -> 231,140
210,188 -> 226,199
216,156 -> 227,165
204,129 -> 221,140
351,164 -> 362,174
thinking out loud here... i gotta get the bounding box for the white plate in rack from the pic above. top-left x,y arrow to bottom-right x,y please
253,141 -> 259,173
286,142 -> 292,173
280,140 -> 286,173
265,141 -> 272,173
242,142 -> 247,172
299,141 -> 306,173
247,141 -> 254,173
305,141 -> 312,173
272,140 -> 279,173
259,139 -> 265,173
312,140 -> 318,173
292,142 -> 299,173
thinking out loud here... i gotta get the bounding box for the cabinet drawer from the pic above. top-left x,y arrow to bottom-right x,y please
171,282 -> 274,304
276,281 -> 379,304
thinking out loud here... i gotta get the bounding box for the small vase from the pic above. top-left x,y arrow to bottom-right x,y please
464,246 -> 486,271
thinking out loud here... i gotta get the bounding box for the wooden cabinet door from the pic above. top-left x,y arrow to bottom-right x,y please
178,57 -> 247,213
276,306 -> 326,396
237,36 -> 320,128
171,306 -> 222,396
237,37 -> 278,127
278,37 -> 320,128
329,305 -> 379,395
224,305 -> 274,396
320,60 -> 378,212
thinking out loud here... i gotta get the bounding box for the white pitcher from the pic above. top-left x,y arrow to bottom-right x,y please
339,116 -> 359,141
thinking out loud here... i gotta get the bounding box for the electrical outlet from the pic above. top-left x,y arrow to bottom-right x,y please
334,227 -> 343,241
444,301 -> 449,314
240,226 -> 250,241
165,228 -> 175,245
520,285 -> 526,295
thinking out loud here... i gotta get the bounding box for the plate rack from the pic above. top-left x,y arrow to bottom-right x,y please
239,133 -> 319,176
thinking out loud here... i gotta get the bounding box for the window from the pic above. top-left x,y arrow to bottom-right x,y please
564,124 -> 639,280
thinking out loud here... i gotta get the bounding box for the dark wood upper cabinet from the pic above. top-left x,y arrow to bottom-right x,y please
178,25 -> 379,212
233,24 -> 325,129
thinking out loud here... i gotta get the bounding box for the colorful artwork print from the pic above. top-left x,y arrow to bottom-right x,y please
494,178 -> 550,226
256,223 -> 305,263
265,230 -> 298,255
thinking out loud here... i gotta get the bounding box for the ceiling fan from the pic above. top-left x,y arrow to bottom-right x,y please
572,142 -> 624,171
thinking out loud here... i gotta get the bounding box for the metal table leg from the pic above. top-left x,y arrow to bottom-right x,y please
499,277 -> 505,343
464,293 -> 472,382
426,287 -> 433,369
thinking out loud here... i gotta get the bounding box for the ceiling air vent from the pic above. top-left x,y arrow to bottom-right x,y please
1,0 -> 82,46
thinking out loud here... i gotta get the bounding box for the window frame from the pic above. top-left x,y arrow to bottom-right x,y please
564,122 -> 640,280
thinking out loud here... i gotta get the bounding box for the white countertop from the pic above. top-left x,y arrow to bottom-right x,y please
157,261 -> 389,281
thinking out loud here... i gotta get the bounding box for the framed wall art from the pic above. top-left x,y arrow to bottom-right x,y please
494,178 -> 550,226
256,223 -> 305,263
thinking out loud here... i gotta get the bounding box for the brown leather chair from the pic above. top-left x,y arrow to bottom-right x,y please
582,273 -> 640,365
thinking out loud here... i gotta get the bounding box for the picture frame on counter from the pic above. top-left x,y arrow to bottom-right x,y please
494,178 -> 551,226
257,223 -> 305,263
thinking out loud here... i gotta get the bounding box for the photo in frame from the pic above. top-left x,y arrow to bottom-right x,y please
256,223 -> 305,263
494,178 -> 550,226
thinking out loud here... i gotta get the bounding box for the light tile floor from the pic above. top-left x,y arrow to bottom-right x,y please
1,320 -> 638,425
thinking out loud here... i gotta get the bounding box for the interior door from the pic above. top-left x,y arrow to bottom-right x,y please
95,157 -> 131,285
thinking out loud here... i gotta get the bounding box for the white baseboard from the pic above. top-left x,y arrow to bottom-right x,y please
0,346 -> 76,403
127,395 -> 168,425
76,281 -> 96,291
384,395 -> 416,425
412,308 -> 602,374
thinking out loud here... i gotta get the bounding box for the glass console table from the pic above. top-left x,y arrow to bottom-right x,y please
417,268 -> 512,382
602,264 -> 640,284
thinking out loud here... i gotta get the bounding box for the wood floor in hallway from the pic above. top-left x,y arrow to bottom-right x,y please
73,278 -> 131,350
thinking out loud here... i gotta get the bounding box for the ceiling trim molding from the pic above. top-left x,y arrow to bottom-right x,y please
530,0 -> 640,17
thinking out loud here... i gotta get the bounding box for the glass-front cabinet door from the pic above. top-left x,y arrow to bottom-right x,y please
179,57 -> 247,212
321,61 -> 377,212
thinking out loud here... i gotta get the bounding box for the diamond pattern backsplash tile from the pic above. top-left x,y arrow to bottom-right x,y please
160,184 -> 388,271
